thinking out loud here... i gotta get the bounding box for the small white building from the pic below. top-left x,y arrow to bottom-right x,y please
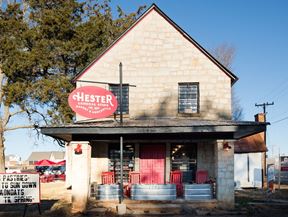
234,114 -> 267,189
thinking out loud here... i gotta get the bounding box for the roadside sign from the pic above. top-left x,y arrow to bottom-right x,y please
0,173 -> 40,204
68,86 -> 118,119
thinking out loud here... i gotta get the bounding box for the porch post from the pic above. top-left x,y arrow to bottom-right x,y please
165,143 -> 171,183
65,143 -> 73,188
215,140 -> 235,208
134,143 -> 140,171
70,141 -> 91,213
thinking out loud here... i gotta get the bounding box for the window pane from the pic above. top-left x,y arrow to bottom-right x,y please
178,83 -> 199,113
109,85 -> 129,114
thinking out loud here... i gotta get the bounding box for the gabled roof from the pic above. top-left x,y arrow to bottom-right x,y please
51,151 -> 65,160
27,152 -> 51,161
26,151 -> 65,161
74,3 -> 238,84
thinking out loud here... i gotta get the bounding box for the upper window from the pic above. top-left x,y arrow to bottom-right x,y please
109,84 -> 129,114
178,83 -> 199,114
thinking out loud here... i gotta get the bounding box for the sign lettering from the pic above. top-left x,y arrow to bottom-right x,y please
0,173 -> 40,204
68,86 -> 118,119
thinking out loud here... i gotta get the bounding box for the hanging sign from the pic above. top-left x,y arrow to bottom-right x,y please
68,86 -> 118,119
0,173 -> 40,204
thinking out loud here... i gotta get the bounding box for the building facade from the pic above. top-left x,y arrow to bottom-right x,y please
41,4 -> 266,212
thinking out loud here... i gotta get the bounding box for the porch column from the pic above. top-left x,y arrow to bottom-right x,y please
65,143 -> 73,188
215,140 -> 234,208
70,141 -> 91,213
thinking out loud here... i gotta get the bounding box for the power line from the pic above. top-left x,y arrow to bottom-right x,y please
253,78 -> 288,105
272,116 -> 288,124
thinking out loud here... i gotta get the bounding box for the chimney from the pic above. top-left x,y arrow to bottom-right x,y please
255,113 -> 265,122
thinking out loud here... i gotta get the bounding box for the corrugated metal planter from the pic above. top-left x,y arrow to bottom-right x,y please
131,184 -> 176,200
184,184 -> 212,200
96,184 -> 120,200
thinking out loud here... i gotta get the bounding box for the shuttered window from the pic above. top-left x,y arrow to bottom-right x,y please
178,83 -> 199,113
109,84 -> 129,114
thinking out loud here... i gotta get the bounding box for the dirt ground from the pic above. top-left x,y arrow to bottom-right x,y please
1,182 -> 288,217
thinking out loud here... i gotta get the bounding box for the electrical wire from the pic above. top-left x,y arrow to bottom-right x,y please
272,116 -> 288,124
253,78 -> 288,104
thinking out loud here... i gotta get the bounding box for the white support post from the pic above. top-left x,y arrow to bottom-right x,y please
70,141 -> 91,213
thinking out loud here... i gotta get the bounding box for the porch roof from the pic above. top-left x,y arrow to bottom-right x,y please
40,119 -> 267,142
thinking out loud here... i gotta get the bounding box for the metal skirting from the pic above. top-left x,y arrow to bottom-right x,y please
184,184 -> 213,200
131,184 -> 177,200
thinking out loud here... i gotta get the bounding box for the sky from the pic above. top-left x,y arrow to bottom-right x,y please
4,0 -> 288,160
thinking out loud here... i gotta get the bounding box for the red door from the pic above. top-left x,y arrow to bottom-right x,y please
140,144 -> 165,184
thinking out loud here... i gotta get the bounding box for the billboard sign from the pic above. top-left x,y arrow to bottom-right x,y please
0,173 -> 40,204
68,86 -> 118,119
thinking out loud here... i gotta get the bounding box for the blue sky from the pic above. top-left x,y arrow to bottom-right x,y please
5,0 -> 288,160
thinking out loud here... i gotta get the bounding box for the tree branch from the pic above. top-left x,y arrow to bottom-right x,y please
4,124 -> 36,132
10,109 -> 26,117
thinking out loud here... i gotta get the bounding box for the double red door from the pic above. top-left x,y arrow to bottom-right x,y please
140,144 -> 165,184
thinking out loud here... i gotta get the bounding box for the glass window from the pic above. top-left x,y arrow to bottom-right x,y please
109,144 -> 135,183
171,144 -> 197,183
178,83 -> 199,113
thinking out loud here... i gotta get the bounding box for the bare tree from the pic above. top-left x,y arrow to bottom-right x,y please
210,43 -> 244,120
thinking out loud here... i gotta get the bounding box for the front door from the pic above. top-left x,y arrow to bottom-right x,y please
140,144 -> 165,184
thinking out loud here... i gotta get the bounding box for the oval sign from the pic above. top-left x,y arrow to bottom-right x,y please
68,86 -> 118,119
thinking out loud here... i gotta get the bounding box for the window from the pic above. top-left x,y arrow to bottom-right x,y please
178,83 -> 199,113
109,144 -> 135,183
171,144 -> 197,183
109,84 -> 129,114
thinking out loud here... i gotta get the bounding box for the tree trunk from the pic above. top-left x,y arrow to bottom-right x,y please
0,127 -> 5,173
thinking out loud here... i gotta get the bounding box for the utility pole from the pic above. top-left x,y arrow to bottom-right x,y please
255,102 -> 274,122
278,148 -> 281,190
255,102 -> 274,185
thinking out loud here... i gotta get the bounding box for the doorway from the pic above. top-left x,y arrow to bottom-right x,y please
140,144 -> 165,184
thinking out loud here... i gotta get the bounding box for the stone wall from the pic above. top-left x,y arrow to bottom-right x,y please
90,142 -> 109,184
214,140 -> 234,208
76,9 -> 232,122
197,142 -> 215,178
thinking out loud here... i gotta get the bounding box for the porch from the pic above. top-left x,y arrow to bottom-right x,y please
41,119 -> 266,212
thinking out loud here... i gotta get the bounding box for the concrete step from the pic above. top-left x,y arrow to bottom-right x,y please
126,203 -> 184,215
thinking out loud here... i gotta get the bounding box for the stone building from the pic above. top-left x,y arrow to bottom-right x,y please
41,4 -> 266,212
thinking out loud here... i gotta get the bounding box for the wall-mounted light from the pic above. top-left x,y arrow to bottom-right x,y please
223,142 -> 231,151
74,144 -> 83,155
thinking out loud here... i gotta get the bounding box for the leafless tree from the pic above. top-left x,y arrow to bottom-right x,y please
210,43 -> 244,120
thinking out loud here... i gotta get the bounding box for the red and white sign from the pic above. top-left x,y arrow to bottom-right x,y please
68,86 -> 118,119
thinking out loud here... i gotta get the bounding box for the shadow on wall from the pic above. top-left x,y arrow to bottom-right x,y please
135,97 -> 231,120
136,96 -> 172,119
